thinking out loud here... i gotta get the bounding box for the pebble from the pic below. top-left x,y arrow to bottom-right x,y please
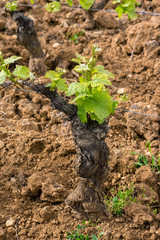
117,88 -> 125,94
6,218 -> 15,227
52,43 -> 60,48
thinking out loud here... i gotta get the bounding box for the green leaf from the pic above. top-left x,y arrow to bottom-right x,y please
91,235 -> 98,240
45,70 -> 67,91
95,65 -> 115,79
56,79 -> 67,91
13,65 -> 30,80
66,82 -> 88,96
71,93 -> 92,103
77,106 -> 87,123
79,0 -> 94,10
99,232 -> 105,237
76,82 -> 88,93
115,5 -> 123,18
45,83 -> 53,88
128,0 -> 140,5
45,1 -> 61,12
45,70 -> 60,81
79,76 -> 86,83
83,88 -> 113,122
67,0 -> 73,6
47,82 -> 57,90
56,68 -> 66,76
72,58 -> 81,64
113,0 -> 121,3
90,112 -> 103,124
66,82 -> 79,96
114,0 -> 139,19
0,70 -> 7,84
4,56 -> 22,66
122,2 -> 132,7
128,11 -> 138,19
74,64 -> 90,73
112,100 -> 118,114
30,0 -> 35,3
5,1 -> 18,11
92,73 -> 112,86
85,236 -> 90,240
93,43 -> 102,53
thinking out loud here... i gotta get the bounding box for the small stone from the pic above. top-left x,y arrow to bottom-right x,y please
52,43 -> 60,48
0,140 -> 4,149
6,218 -> 15,227
117,88 -> 125,94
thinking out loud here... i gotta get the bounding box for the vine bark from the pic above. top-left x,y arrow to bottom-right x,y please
6,10 -> 46,76
29,83 -> 111,220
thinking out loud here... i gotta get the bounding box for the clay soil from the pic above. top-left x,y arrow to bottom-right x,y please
0,0 -> 160,239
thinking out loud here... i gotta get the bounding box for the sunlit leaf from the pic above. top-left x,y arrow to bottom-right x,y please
95,65 -> 115,79
91,234 -> 98,240
4,56 -> 22,66
0,70 -> 6,84
66,82 -> 79,96
74,64 -> 90,73
77,105 -> 87,123
128,11 -> 138,19
45,1 -> 61,12
13,65 -> 30,80
92,73 -> 112,85
67,0 -> 73,7
56,78 -> 67,91
45,70 -> 60,81
79,0 -> 94,10
83,88 -> 113,122
5,1 -> 18,11
71,93 -> 92,103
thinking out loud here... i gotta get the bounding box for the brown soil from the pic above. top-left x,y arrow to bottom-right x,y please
0,0 -> 160,239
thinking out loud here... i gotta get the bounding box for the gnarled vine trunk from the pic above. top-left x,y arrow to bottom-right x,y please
28,84 -> 111,220
6,10 -> 46,76
8,11 -> 111,220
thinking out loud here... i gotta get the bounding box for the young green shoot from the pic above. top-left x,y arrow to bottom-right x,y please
46,44 -> 118,124
66,222 -> 104,240
113,0 -> 140,19
0,52 -> 34,85
106,184 -> 136,216
133,142 -> 160,173
5,0 -> 35,11
67,31 -> 85,45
